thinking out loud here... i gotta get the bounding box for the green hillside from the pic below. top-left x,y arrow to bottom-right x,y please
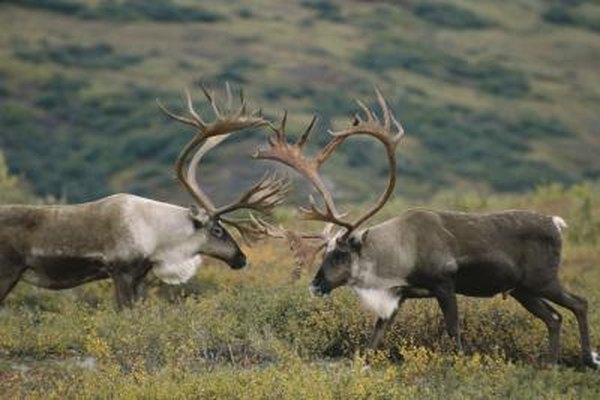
0,0 -> 599,203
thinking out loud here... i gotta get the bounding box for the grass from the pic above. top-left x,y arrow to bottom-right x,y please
1,185 -> 600,398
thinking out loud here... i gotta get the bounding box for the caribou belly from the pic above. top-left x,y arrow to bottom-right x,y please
152,255 -> 202,285
22,255 -> 109,289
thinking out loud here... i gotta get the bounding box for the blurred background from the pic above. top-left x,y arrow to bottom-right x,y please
0,0 -> 599,206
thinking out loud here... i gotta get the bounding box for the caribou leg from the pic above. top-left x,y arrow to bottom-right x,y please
110,260 -> 152,310
0,264 -> 25,304
432,280 -> 463,352
367,298 -> 404,363
111,272 -> 136,310
539,283 -> 599,369
511,289 -> 562,364
369,300 -> 404,351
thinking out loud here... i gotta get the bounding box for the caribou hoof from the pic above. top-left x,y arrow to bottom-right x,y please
586,351 -> 600,370
388,347 -> 404,365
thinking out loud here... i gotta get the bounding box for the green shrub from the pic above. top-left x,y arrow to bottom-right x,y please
2,0 -> 224,23
414,2 -> 493,29
355,37 -> 529,98
301,0 -> 344,22
82,0 -> 224,23
1,0 -> 83,15
542,3 -> 600,32
15,42 -> 141,70
213,57 -> 263,84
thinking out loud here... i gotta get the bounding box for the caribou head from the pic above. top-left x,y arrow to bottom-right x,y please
253,89 -> 403,291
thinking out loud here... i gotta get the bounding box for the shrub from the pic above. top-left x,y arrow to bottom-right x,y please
1,0 -> 83,15
542,3 -> 600,32
301,0 -> 344,22
414,2 -> 493,29
15,42 -> 141,70
355,38 -> 529,98
213,57 -> 263,84
2,0 -> 224,23
82,0 -> 224,23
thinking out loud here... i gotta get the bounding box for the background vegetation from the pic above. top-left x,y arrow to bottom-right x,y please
1,0 -> 600,398
0,0 -> 598,203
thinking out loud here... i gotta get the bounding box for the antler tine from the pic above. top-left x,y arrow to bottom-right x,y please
356,99 -> 377,123
221,216 -> 272,244
200,83 -> 222,119
314,135 -> 344,166
185,88 -> 207,127
375,87 -> 391,130
215,171 -> 291,217
157,98 -> 204,129
225,81 -> 233,112
280,110 -> 288,133
297,115 -> 317,148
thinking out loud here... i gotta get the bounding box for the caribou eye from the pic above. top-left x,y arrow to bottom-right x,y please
211,225 -> 224,238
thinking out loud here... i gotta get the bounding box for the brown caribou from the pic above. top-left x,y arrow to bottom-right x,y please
0,84 -> 287,309
255,89 -> 599,369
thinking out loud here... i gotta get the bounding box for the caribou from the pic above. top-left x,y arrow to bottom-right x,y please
0,85 -> 287,309
255,90 -> 599,369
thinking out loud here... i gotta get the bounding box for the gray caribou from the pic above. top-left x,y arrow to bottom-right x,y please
0,85 -> 286,309
256,90 -> 599,369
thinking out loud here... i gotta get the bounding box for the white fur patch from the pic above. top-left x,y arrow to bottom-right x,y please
552,216 -> 568,233
152,255 -> 202,285
591,351 -> 600,368
353,287 -> 400,319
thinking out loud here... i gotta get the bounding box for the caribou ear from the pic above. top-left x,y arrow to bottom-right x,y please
189,205 -> 209,227
349,229 -> 369,253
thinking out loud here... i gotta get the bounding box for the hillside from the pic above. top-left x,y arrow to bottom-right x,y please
0,0 -> 599,204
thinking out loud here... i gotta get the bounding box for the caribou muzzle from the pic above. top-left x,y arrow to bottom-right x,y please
309,269 -> 332,296
230,252 -> 247,270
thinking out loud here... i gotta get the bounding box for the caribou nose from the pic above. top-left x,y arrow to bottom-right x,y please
309,283 -> 326,297
231,253 -> 247,269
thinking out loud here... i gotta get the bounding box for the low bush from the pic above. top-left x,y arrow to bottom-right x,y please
15,42 -> 141,70
355,38 -> 530,98
542,3 -> 600,32
301,0 -> 344,22
414,2 -> 493,30
2,0 -> 224,23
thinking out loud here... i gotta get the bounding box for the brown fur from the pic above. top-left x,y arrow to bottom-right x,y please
311,208 -> 598,369
0,194 -> 246,308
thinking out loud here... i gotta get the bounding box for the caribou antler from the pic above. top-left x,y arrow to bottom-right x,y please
158,83 -> 288,240
253,113 -> 353,231
254,88 -> 404,277
330,88 -> 404,234
249,216 -> 332,280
